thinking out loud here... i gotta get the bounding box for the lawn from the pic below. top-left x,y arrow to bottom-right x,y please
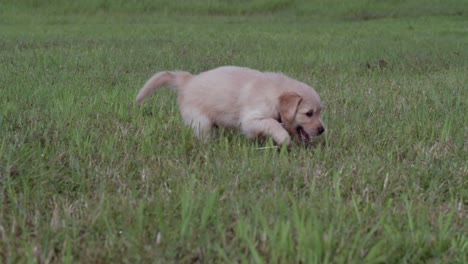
0,0 -> 467,263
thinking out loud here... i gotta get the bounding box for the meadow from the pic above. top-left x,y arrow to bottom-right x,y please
0,0 -> 467,263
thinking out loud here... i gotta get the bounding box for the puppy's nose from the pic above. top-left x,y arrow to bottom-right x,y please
317,126 -> 325,135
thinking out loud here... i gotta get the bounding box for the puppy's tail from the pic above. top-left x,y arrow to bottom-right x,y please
135,71 -> 192,103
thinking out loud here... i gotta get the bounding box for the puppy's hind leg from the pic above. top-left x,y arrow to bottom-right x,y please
181,110 -> 213,143
241,118 -> 291,146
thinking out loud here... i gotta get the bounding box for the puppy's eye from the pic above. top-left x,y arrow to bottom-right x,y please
306,110 -> 314,117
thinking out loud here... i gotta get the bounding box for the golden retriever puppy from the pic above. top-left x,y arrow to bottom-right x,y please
135,66 -> 324,146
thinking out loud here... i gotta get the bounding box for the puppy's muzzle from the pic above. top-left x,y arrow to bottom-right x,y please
316,126 -> 325,135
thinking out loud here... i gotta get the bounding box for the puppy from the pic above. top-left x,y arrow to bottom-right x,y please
135,66 -> 325,146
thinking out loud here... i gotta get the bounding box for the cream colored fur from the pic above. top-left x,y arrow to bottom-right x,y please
135,66 -> 325,146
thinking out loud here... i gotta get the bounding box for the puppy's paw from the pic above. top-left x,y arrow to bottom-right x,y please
274,131 -> 291,147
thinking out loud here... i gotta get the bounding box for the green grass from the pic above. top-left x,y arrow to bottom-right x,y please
1,0 -> 467,263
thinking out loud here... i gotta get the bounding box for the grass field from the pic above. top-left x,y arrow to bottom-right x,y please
1,0 -> 467,263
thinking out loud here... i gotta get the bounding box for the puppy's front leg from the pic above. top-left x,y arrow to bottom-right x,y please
242,118 -> 291,146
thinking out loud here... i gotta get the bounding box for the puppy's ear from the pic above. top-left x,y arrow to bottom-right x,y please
279,93 -> 302,124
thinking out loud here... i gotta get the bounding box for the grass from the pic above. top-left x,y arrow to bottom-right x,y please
1,0 -> 467,263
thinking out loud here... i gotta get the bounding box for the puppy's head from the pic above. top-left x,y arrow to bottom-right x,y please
279,92 -> 325,143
